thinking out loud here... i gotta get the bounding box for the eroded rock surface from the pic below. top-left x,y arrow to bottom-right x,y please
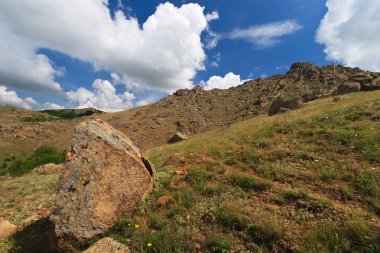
50,119 -> 155,242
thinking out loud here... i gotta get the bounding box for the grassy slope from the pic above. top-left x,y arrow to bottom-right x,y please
1,90 -> 380,252
123,90 -> 380,252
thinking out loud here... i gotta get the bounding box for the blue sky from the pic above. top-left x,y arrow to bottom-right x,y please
0,0 -> 379,111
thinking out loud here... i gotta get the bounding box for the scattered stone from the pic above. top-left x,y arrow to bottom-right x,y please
168,132 -> 188,143
33,163 -> 65,175
0,220 -> 17,239
157,195 -> 172,206
164,153 -> 188,168
82,237 -> 130,253
50,119 -> 155,242
268,98 -> 300,116
266,204 -> 280,212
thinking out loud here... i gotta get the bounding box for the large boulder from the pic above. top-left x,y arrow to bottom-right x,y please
82,237 -> 130,253
50,120 -> 155,242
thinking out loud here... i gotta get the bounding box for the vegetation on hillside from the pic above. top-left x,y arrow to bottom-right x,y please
1,91 -> 380,252
99,91 -> 380,252
41,108 -> 102,119
0,146 -> 66,177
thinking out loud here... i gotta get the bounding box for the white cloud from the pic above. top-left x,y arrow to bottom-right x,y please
42,102 -> 65,110
0,26 -> 63,95
316,0 -> 380,71
205,11 -> 219,22
209,53 -> 222,67
0,1 -> 217,93
201,72 -> 248,90
0,85 -> 64,110
229,20 -> 302,48
136,97 -> 158,107
0,85 -> 33,109
67,79 -> 134,112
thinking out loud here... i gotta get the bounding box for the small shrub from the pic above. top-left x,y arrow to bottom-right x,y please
237,147 -> 260,165
202,183 -> 224,196
149,214 -> 168,230
321,166 -> 338,182
354,169 -> 379,197
187,168 -> 215,190
225,159 -> 236,166
215,206 -> 248,231
253,137 -> 273,149
1,146 -> 66,176
265,149 -> 290,162
341,185 -> 355,200
247,224 -> 282,248
230,172 -> 273,192
281,189 -> 309,201
173,186 -> 196,209
203,235 -> 231,253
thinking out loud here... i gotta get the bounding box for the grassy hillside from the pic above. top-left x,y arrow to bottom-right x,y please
1,90 -> 380,252
112,90 -> 380,252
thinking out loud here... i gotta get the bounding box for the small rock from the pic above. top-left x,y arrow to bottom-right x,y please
164,153 -> 189,169
0,220 -> 17,239
168,132 -> 188,143
82,237 -> 130,253
33,163 -> 64,175
266,204 -> 280,211
157,195 -> 172,205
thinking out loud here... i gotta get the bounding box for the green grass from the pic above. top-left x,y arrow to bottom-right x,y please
0,146 -> 66,176
230,172 -> 273,192
202,234 -> 231,253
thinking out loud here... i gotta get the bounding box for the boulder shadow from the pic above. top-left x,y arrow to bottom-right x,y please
9,217 -> 59,253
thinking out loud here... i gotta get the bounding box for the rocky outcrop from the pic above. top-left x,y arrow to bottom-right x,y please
50,119 -> 155,242
82,237 -> 130,253
168,132 -> 188,143
268,98 -> 300,116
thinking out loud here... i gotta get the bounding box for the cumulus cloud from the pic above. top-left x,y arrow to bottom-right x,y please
0,26 -> 63,95
201,72 -> 248,90
0,1 -> 217,93
0,85 -> 33,109
0,85 -> 63,109
316,0 -> 380,71
67,79 -> 135,112
229,20 -> 302,48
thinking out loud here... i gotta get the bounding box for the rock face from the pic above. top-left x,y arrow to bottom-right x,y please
268,98 -> 300,116
168,132 -> 188,143
82,237 -> 130,253
50,119 -> 155,242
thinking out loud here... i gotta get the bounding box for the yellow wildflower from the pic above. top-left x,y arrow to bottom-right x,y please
147,242 -> 152,247
134,224 -> 140,229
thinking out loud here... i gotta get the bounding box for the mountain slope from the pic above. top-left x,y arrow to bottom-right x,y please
1,90 -> 379,252
1,62 -> 379,161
